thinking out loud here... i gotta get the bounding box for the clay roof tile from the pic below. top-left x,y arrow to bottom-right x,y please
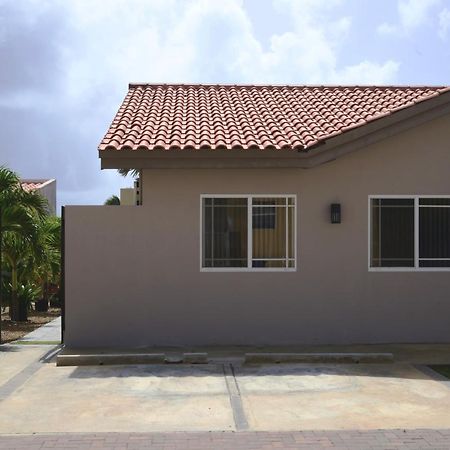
99,84 -> 450,152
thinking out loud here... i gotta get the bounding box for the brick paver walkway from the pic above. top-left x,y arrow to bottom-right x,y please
1,430 -> 450,449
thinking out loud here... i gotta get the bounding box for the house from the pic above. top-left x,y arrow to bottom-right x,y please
64,84 -> 450,348
21,179 -> 57,215
120,180 -> 141,205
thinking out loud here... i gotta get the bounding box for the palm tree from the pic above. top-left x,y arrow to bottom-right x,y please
2,231 -> 35,321
0,167 -> 48,232
104,195 -> 120,205
30,216 -> 61,311
117,168 -> 139,178
0,167 -> 49,321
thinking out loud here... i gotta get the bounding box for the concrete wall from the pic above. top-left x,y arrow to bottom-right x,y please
39,180 -> 57,215
65,114 -> 450,347
120,188 -> 135,205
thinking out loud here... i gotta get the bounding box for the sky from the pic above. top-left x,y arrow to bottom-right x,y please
1,0 -> 449,211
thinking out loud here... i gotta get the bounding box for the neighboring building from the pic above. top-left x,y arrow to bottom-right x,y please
120,180 -> 141,205
64,84 -> 450,348
21,178 -> 57,215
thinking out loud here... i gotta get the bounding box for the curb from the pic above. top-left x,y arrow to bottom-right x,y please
244,352 -> 394,364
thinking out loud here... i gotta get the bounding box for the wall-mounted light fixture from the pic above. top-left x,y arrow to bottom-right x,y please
331,203 -> 341,224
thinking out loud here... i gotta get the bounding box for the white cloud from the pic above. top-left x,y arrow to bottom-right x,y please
378,0 -> 441,36
0,0 -> 400,208
439,7 -> 450,39
377,23 -> 397,35
332,61 -> 400,84
60,0 -> 398,88
398,0 -> 440,30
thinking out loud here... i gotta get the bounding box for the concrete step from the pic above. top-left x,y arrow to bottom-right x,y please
57,351 -> 394,367
57,352 -> 210,367
244,352 -> 394,364
57,353 -> 166,366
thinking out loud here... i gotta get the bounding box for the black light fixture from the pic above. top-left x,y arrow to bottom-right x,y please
331,203 -> 341,224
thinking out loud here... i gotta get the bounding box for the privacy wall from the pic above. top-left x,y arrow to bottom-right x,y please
64,115 -> 450,347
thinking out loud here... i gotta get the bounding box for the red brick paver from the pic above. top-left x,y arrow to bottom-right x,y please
1,430 -> 450,450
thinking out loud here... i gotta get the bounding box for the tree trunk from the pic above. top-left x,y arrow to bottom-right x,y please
35,280 -> 49,312
9,263 -> 27,322
10,262 -> 18,321
10,289 -> 19,321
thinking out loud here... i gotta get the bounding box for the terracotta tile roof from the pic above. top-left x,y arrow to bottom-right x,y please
99,84 -> 450,152
21,179 -> 53,192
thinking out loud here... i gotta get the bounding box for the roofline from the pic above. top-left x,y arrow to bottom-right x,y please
100,89 -> 450,169
21,178 -> 56,189
305,89 -> 450,156
128,82 -> 450,90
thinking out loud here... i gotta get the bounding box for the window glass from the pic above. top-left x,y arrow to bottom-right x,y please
202,196 -> 295,269
419,202 -> 450,267
370,198 -> 414,267
252,197 -> 286,206
419,198 -> 450,206
370,197 -> 450,269
252,201 -> 286,265
202,198 -> 247,268
252,204 -> 276,229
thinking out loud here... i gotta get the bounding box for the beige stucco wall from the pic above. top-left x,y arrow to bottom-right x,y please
65,114 -> 450,347
38,180 -> 57,215
120,188 -> 135,205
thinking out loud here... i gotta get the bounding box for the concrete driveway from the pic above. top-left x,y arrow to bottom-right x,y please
1,344 -> 450,434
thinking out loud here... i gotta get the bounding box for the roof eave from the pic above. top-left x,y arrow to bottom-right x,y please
301,89 -> 450,162
99,89 -> 450,170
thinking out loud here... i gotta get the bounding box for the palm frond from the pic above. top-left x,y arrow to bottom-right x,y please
1,205 -> 38,238
0,166 -> 20,192
16,189 -> 49,218
104,195 -> 120,205
117,168 -> 139,178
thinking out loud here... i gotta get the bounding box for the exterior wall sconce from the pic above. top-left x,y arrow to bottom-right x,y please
331,203 -> 341,224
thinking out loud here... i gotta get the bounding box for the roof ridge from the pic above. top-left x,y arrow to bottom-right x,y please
128,82 -> 450,90
21,178 -> 55,182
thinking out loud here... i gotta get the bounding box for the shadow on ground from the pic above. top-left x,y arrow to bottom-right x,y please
67,362 -> 437,382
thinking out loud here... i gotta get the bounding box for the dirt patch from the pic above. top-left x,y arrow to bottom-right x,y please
1,308 -> 60,344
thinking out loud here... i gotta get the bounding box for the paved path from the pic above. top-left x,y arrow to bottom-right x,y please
1,333 -> 450,447
1,430 -> 450,449
0,359 -> 450,434
17,316 -> 61,343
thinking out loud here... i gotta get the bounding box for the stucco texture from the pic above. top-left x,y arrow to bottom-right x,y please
65,114 -> 450,347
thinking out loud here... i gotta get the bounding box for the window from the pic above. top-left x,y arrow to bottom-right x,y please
419,198 -> 450,268
369,196 -> 450,270
252,202 -> 276,229
201,195 -> 296,270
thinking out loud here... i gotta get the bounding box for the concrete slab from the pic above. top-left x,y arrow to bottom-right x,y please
0,363 -> 235,433
0,345 -> 52,387
16,317 -> 61,343
245,352 -> 393,364
1,344 -> 450,433
236,363 -> 450,430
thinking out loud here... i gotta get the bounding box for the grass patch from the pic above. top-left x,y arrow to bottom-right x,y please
13,340 -> 60,346
429,365 -> 450,379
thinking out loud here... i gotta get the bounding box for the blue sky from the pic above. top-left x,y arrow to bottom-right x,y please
1,0 -> 449,210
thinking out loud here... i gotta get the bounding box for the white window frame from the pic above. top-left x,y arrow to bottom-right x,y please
368,195 -> 450,272
200,194 -> 297,272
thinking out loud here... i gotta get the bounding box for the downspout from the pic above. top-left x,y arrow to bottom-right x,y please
61,206 -> 65,344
